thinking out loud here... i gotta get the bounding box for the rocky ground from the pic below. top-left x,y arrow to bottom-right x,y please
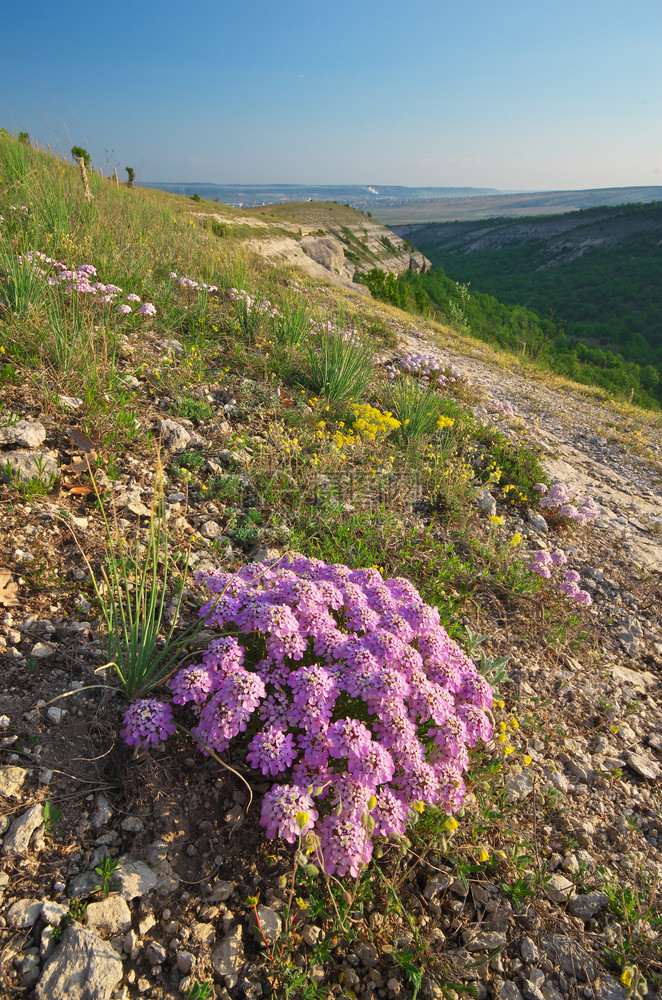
0,309 -> 661,1000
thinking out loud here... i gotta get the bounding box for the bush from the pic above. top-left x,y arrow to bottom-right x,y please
302,324 -> 374,407
120,556 -> 494,877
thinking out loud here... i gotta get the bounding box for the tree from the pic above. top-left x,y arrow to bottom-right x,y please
125,166 -> 135,187
71,145 -> 91,166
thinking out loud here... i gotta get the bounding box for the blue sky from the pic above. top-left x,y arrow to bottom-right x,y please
1,0 -> 660,190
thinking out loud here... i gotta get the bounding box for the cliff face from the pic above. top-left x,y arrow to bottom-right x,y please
198,200 -> 431,293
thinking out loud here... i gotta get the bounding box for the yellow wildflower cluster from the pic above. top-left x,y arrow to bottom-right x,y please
436,414 -> 455,431
502,483 -> 529,505
350,403 -> 400,441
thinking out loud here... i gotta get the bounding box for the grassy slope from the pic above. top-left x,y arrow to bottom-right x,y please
1,134 -> 661,996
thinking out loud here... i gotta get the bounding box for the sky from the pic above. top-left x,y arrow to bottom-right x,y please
1,0 -> 661,191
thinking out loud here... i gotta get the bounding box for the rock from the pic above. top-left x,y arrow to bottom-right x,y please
592,974 -> 628,1000
41,899 -> 70,925
3,803 -> 44,855
157,419 -> 191,453
212,924 -> 245,985
569,891 -> 609,922
0,451 -> 59,483
302,924 -> 323,947
357,942 -> 378,967
146,940 -> 167,966
545,873 -> 576,903
527,509 -> 548,533
92,793 -> 113,829
505,772 -> 534,802
521,936 -> 540,963
35,924 -> 123,1000
209,880 -> 234,902
190,920 -> 215,945
617,631 -> 639,657
114,857 -> 158,900
177,950 -> 194,974
542,933 -> 595,981
85,896 -> 132,934
120,816 -> 143,833
624,750 -> 661,780
253,905 -> 282,945
423,875 -> 451,900
523,981 -> 546,1000
159,338 -> 185,356
476,489 -> 497,517
199,519 -> 221,539
58,396 -> 84,410
0,419 -> 46,449
500,985 -> 524,1000
124,501 -> 151,518
0,764 -> 28,798
17,949 -> 41,986
46,704 -> 64,721
463,929 -> 508,952
8,897 -> 43,928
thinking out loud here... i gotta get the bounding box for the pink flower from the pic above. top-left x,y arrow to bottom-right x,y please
121,700 -> 176,748
138,302 -> 156,317
117,303 -> 132,315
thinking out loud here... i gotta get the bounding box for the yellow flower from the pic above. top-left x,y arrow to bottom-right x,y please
489,515 -> 504,526
504,745 -> 515,755
510,718 -> 519,729
621,968 -> 634,988
478,847 -> 490,862
295,811 -> 309,830
510,532 -> 522,546
412,801 -> 425,814
444,816 -> 459,832
523,755 -> 532,766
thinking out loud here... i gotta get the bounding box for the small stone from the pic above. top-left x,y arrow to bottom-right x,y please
209,880 -> 234,902
35,925 -> 123,1000
254,906 -> 281,946
123,929 -> 139,954
0,764 -> 28,798
58,396 -> 84,410
114,857 -> 158,900
92,793 -> 113,829
212,924 -> 245,984
41,900 -> 70,925
3,803 -> 44,855
17,950 -> 41,987
0,419 -> 46,449
545,873 -> 576,903
521,936 -> 540,963
46,705 -> 64,722
500,984 -> 524,1000
527,509 -> 548,533
120,816 -> 144,833
190,920 -> 215,945
138,913 -> 156,936
477,489 -> 497,517
8,897 -> 43,928
463,929 -> 508,952
505,772 -> 535,803
624,750 -> 661,781
569,891 -> 609,922
423,875 -> 451,900
146,940 -> 167,966
0,450 -> 59,483
177,950 -> 194,974
157,419 -> 191,453
199,520 -> 221,539
85,896 -> 132,935
302,924 -> 323,947
32,642 -> 56,660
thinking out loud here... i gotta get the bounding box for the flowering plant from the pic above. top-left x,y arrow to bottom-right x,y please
537,483 -> 599,526
121,556 -> 494,877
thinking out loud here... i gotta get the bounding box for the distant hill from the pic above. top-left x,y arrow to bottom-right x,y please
136,181 -> 501,210
392,201 -> 662,393
376,186 -> 662,223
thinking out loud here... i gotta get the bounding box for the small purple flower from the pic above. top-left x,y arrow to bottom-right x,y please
247,726 -> 298,776
260,784 -> 318,843
117,303 -> 132,315
138,302 -> 157,317
121,700 -> 176,748
126,293 -> 141,302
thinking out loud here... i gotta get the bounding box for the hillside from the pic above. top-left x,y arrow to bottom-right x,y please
391,203 -> 662,396
1,134 -> 661,1000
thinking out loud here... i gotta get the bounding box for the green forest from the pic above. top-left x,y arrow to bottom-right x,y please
365,202 -> 662,409
360,260 -> 662,410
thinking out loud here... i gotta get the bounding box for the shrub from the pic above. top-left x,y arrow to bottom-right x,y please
302,325 -> 374,407
121,556 -> 494,877
388,378 -> 445,442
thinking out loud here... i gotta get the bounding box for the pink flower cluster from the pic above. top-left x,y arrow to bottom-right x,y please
228,287 -> 276,318
537,483 -> 599,525
15,249 -> 153,315
383,353 -> 468,391
528,550 -> 592,606
310,318 -> 362,345
168,272 -> 218,293
121,556 -> 494,878
486,398 -> 516,420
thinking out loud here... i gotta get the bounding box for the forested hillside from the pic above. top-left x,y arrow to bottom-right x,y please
387,203 -> 662,408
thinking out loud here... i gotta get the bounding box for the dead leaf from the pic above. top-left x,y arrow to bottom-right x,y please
0,568 -> 19,607
61,477 -> 93,496
64,426 -> 96,454
62,453 -> 96,474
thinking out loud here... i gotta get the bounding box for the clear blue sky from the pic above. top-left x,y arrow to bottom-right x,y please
2,0 -> 660,191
